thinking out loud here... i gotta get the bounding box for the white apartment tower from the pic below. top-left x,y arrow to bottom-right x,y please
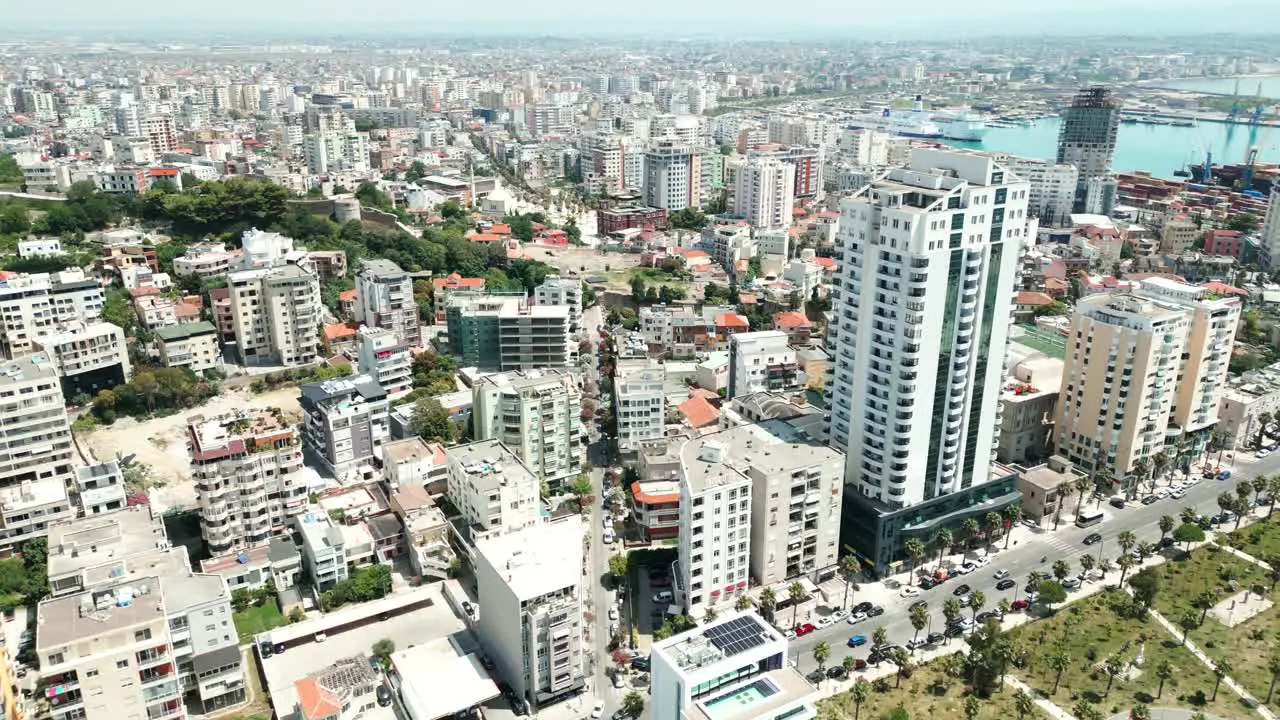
615,362 -> 667,453
445,439 -> 542,539
825,148 -> 1032,570
676,438 -> 752,613
356,326 -> 413,401
728,156 -> 796,229
472,370 -> 583,493
534,276 -> 582,332
644,143 -> 703,211
993,154 -> 1079,227
727,331 -> 799,399
355,258 -> 420,348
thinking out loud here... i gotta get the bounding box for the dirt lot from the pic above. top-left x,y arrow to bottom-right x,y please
80,386 -> 304,511
519,244 -> 644,282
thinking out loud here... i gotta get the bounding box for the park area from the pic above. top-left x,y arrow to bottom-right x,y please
817,657 -> 1050,720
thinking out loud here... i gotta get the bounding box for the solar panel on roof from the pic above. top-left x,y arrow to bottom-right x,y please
703,615 -> 767,657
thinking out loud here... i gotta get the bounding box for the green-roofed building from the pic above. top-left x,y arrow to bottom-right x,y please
154,321 -> 222,373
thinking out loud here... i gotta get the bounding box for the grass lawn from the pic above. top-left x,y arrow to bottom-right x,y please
1147,543 -> 1267,622
1225,517 -> 1280,562
1011,325 -> 1066,360
1004,591 -> 1255,720
817,658 -> 1050,720
607,267 -> 691,292
232,601 -> 286,644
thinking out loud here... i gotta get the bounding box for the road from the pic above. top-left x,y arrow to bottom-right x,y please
788,455 -> 1279,672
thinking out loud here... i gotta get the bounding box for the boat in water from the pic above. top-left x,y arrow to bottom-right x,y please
846,96 -> 989,141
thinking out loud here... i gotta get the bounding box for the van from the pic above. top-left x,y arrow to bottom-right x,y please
314,632 -> 327,643
652,591 -> 673,604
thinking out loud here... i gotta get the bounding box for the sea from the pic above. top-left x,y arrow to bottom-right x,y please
943,116 -> 1280,181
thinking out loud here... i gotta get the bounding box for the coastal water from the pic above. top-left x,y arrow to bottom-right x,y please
943,117 -> 1280,180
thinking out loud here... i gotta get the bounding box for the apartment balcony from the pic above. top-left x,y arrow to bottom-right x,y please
146,699 -> 186,720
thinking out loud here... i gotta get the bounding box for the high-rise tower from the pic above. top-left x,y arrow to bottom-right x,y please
1056,87 -> 1121,214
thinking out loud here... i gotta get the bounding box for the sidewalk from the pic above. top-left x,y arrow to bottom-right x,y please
1217,540 -> 1276,572
1005,675 -> 1077,720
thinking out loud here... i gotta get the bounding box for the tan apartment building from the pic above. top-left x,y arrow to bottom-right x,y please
155,322 -> 222,373
225,264 -> 321,367
1054,277 -> 1239,495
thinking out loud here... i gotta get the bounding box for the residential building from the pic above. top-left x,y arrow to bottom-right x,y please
18,237 -> 63,259
173,243 -> 239,279
703,224 -> 756,276
1161,218 -> 1201,255
72,461 -> 126,516
154,322 -> 222,373
1056,87 -> 1121,214
534,276 -> 582,332
643,142 -> 703,210
997,356 -> 1062,466
225,264 -> 321,367
1220,359 -> 1280,448
1012,456 -> 1084,526
295,512 -> 348,590
445,439 -> 541,541
444,293 -> 572,371
293,656 -> 379,720
0,270 -> 104,359
727,156 -> 795,229
727,331 -> 798,399
1261,184 -> 1280,269
824,148 -> 1032,570
355,326 -> 412,401
198,538 -> 302,594
472,370 -> 582,493
676,437 -> 752,612
354,259 -> 420,348
1053,278 -> 1240,494
650,610 -> 818,720
188,410 -> 308,555
772,312 -> 812,347
0,352 -> 76,554
300,375 -> 390,478
616,361 -> 667,453
994,153 -> 1078,227
307,251 -> 348,281
598,204 -> 667,234
34,321 -> 131,398
474,517 -> 585,712
381,437 -> 448,495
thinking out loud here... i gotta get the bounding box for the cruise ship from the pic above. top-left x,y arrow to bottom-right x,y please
846,97 -> 989,141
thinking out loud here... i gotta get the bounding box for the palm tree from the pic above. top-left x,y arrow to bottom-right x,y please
1131,702 -> 1152,720
1152,450 -> 1169,485
1267,475 -> 1280,517
1014,689 -> 1035,719
1211,657 -> 1232,701
1155,659 -> 1174,698
998,598 -> 1012,617
909,603 -> 928,651
1026,570 -> 1046,595
872,625 -> 888,650
1257,411 -> 1274,449
941,598 -> 962,643
1095,466 -> 1115,504
1098,558 -> 1113,579
1194,590 -> 1219,624
1002,504 -> 1022,549
812,641 -> 831,678
1136,541 -> 1155,561
734,594 -> 754,611
1079,553 -> 1096,578
1252,475 -> 1269,506
904,537 -> 927,581
787,581 -> 808,628
1217,490 -> 1235,517
1181,505 -> 1199,524
842,655 -> 857,676
1117,554 -> 1136,584
1102,653 -> 1124,699
849,679 -> 870,720
962,518 -> 981,549
984,511 -> 1003,550
1073,474 -> 1092,515
759,587 -> 777,623
1158,515 -> 1175,543
933,528 -> 953,566
1131,457 -> 1151,499
891,647 -> 912,687
1266,651 -> 1280,703
840,551 -> 862,609
1072,700 -> 1099,720
1117,530 -> 1137,555
1052,559 -> 1070,583
969,590 -> 986,623
1179,610 -> 1199,641
703,607 -> 718,624
1049,650 -> 1070,694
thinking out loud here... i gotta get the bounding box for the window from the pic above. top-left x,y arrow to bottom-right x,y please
117,660 -> 129,669
134,629 -> 152,642
48,652 -> 64,666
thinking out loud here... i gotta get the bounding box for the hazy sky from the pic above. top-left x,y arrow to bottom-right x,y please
14,0 -> 1280,37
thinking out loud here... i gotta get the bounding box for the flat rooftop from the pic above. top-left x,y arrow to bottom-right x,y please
0,352 -> 58,385
445,440 -> 538,493
474,517 -> 582,601
394,638 -> 501,720
680,419 -> 838,494
37,576 -> 166,651
47,507 -> 167,580
687,667 -> 815,720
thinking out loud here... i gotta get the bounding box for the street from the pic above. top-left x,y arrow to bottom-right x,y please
788,455 -> 1278,671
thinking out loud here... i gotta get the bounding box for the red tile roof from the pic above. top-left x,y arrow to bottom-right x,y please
433,272 -> 486,290
679,393 -> 720,429
468,233 -> 503,243
1201,281 -> 1248,296
813,257 -> 836,268
715,312 -> 749,329
1015,291 -> 1055,306
773,311 -> 811,329
339,289 -> 357,301
323,323 -> 358,341
295,678 -> 341,720
489,223 -> 512,235
631,481 -> 680,505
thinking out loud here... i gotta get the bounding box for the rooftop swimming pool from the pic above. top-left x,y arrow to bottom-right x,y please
701,678 -> 780,720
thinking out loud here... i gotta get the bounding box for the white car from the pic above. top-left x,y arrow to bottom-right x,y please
602,530 -> 615,545
900,586 -> 921,598
608,607 -> 619,621
591,701 -> 605,719
993,569 -> 1010,580
846,611 -> 867,624
612,674 -> 625,689
1259,449 -> 1272,458
1170,489 -> 1186,500
816,616 -> 834,628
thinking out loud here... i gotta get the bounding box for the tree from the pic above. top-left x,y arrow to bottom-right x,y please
1226,213 -> 1258,234
1117,554 -> 1136,584
371,638 -> 395,669
813,641 -> 831,676
1037,580 -> 1067,606
908,603 -> 928,650
1178,610 -> 1199,641
839,552 -> 861,609
1117,530 -> 1137,555
933,528 -> 953,565
1158,514 -> 1175,543
1015,688 -> 1035,719
1102,653 -> 1125,699
1079,553 -> 1096,578
1193,589 -> 1218,625
968,590 -> 986,622
963,695 -> 981,720
787,581 -> 808,628
872,625 -> 888,651
1048,649 -> 1071,694
904,537 -> 927,581
983,511 -> 1003,549
942,598 -> 962,641
0,204 -> 29,235
1267,651 -> 1280,703
608,554 -> 628,580
759,586 -> 777,623
1211,657 -> 1232,701
1002,504 -> 1022,549
1098,558 -> 1113,579
0,153 -> 21,183
1128,567 -> 1160,608
1173,522 -> 1206,550
703,607 -> 718,624
1267,475 -> 1280,517
231,587 -> 252,612
411,398 -> 453,443
1073,474 -> 1093,516
735,594 -> 754,611
668,207 -> 708,230
1131,703 -> 1152,720
890,647 -> 912,687
287,606 -> 306,623
621,691 -> 645,719
849,679 -> 870,720
1155,659 -> 1175,698
568,474 -> 594,508
1052,559 -> 1070,583
961,517 -> 981,548
842,655 -> 857,676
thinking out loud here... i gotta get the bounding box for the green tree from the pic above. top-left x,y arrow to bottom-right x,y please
0,204 -> 29,235
904,537 -> 927,581
1211,657 -> 1231,701
1129,567 -> 1160,607
1102,653 -> 1125,699
812,641 -> 831,677
1037,580 -> 1067,606
231,587 -> 252,612
1117,554 -> 1136,585
621,691 -> 645,719
411,398 -> 453,443
909,602 -> 929,650
1015,688 -> 1034,719
933,528 -> 953,565
1158,514 -> 1175,542
1173,522 -> 1206,550
759,586 -> 777,623
1178,610 -> 1199,641
1154,659 -> 1175,698
668,207 -> 708,230
1002,504 -> 1022,548
1266,651 -> 1280,703
1079,553 -> 1096,578
968,590 -> 987,622
734,594 -> 754,611
849,679 -> 870,720
1052,559 -> 1070,583
568,474 -> 594,508
839,551 -> 861,609
963,695 -> 981,720
0,153 -> 22,183
608,554 -> 628,580
1048,649 -> 1071,694
371,638 -> 395,669
788,581 -> 808,628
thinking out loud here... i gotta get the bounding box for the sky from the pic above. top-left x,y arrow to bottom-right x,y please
12,0 -> 1280,37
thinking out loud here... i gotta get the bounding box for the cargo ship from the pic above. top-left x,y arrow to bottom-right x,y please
846,96 -> 989,141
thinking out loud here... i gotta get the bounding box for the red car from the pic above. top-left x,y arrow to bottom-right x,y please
855,658 -> 868,670
1011,599 -> 1030,611
795,623 -> 816,636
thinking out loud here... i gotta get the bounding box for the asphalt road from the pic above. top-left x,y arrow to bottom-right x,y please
788,455 -> 1279,672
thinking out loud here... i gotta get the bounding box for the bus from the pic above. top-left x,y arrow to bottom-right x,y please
1075,509 -> 1104,528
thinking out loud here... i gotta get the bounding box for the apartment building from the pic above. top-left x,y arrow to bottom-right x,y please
354,259 -> 420,348
1054,278 -> 1240,494
1056,87 -> 1121,213
188,410 -> 308,555
474,517 -> 585,712
993,153 -> 1078,227
0,352 -> 77,554
675,438 -> 753,613
154,322 -> 222,373
727,155 -> 796,229
472,370 -> 582,493
225,264 -> 321,367
355,326 -> 412,401
643,142 -> 703,211
996,356 -> 1062,466
445,439 -> 541,541
173,243 -> 240,279
825,148 -> 1032,570
41,509 -> 247,719
444,293 -> 571,371
533,276 -> 582,332
616,361 -> 667,453
72,461 -> 127,516
295,512 -> 348,590
0,270 -> 104,359
651,610 -> 818,720
727,331 -> 798,399
34,321 -> 131,398
300,375 -> 390,478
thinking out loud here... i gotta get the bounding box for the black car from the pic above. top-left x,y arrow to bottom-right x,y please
918,577 -> 936,590
867,605 -> 885,617
953,584 -> 971,596
975,611 -> 1000,624
806,670 -> 826,685
1083,532 -> 1103,545
909,600 -> 928,612
1141,495 -> 1158,506
827,666 -> 848,680
945,624 -> 967,637
376,685 -> 392,707
852,601 -> 874,614
926,631 -> 945,645
996,578 -> 1016,591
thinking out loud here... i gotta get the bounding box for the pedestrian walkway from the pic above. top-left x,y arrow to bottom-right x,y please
1217,541 -> 1275,572
1004,675 -> 1077,720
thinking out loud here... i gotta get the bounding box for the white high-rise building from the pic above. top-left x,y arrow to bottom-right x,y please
445,439 -> 542,540
676,437 -> 752,613
727,331 -> 799,399
728,156 -> 795,229
825,148 -> 1032,570
355,258 -> 420,348
225,264 -> 321,367
356,326 -> 413,401
615,361 -> 666,453
1261,184 -> 1280,270
993,154 -> 1078,227
472,370 -> 583,493
643,143 -> 702,211
533,276 -> 582,332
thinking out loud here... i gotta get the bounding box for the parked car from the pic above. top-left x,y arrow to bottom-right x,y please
918,577 -> 936,590
795,623 -> 816,636
945,624 -> 967,638
996,578 -> 1017,591
1109,496 -> 1127,508
846,611 -> 867,625
827,666 -> 848,680
993,569 -> 1010,580
909,600 -> 928,612
927,631 -> 945,645
854,658 -> 869,670
1141,495 -> 1158,506
900,586 -> 921,598
867,605 -> 885,617
1218,470 -> 1232,481
1062,577 -> 1081,590
652,591 -> 673,604
975,611 -> 1000,624
848,634 -> 868,648
852,601 -> 874,614
591,701 -> 605,719
1011,599 -> 1030,611
905,638 -> 928,651
953,584 -> 971,596
376,685 -> 392,707
612,674 -> 625,689
1170,489 -> 1186,500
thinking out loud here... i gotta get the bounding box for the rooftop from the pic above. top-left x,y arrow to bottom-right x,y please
357,258 -> 407,279
654,610 -> 780,673
154,321 -> 218,342
679,419 -> 838,495
37,576 -> 166,652
300,374 -> 386,405
297,513 -> 345,553
474,517 -> 583,600
0,475 -> 68,513
188,409 -> 294,461
393,638 -> 501,720
0,352 -> 58,386
382,437 -> 445,467
47,506 -> 167,581
445,439 -> 539,493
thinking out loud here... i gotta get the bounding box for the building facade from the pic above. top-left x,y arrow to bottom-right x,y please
300,375 -> 391,478
1056,87 -> 1121,214
615,362 -> 667,453
354,259 -> 420,348
676,438 -> 752,613
226,265 -> 322,367
727,331 -> 799,399
444,294 -> 572,371
728,156 -> 796,229
472,370 -> 583,493
154,322 -> 222,373
444,440 -> 542,540
355,326 -> 413,401
643,143 -> 703,211
533,276 -> 582,332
